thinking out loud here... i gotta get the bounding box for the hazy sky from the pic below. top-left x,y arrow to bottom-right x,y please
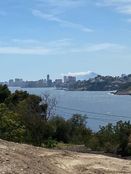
0,0 -> 131,81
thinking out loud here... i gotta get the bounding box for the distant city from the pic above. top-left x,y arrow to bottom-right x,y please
0,74 -> 77,88
1,73 -> 130,91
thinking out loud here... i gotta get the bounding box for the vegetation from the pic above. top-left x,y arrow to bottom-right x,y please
0,85 -> 92,146
115,82 -> 131,95
68,74 -> 131,92
86,121 -> 131,156
0,84 -> 131,157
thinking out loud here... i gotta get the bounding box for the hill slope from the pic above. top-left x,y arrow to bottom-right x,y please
0,139 -> 131,174
115,85 -> 131,95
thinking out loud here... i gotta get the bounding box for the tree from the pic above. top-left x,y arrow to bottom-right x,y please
115,121 -> 131,156
67,114 -> 92,144
5,90 -> 29,109
0,104 -> 25,142
68,114 -> 87,127
49,116 -> 70,143
97,123 -> 116,150
0,85 -> 11,103
41,93 -> 57,121
17,95 -> 49,145
86,121 -> 131,156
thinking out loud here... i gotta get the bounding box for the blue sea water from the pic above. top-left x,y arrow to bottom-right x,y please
9,87 -> 131,131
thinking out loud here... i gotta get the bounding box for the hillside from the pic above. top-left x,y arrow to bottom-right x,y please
115,88 -> 131,95
115,83 -> 131,95
0,139 -> 131,174
68,74 -> 131,91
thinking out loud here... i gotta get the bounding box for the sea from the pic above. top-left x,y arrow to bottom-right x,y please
9,87 -> 131,131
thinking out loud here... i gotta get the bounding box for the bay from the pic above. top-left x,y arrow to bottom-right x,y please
9,87 -> 131,131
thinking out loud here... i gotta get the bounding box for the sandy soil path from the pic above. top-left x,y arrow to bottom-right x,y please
0,139 -> 131,174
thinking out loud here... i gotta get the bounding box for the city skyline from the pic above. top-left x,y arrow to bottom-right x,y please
0,0 -> 131,80
2,74 -> 77,88
1,71 -> 129,82
2,74 -> 76,83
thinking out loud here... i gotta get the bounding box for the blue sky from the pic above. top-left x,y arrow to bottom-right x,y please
0,0 -> 131,81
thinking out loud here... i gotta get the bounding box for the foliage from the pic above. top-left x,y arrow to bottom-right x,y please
0,85 -> 131,157
41,93 -> 57,121
44,137 -> 57,148
68,74 -> 131,91
0,104 -> 25,142
5,90 -> 29,109
49,116 -> 70,143
86,135 -> 101,151
86,121 -> 131,156
67,114 -> 92,144
0,85 -> 11,103
17,95 -> 49,145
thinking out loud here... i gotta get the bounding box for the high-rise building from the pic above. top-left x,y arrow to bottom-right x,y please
47,74 -> 50,82
46,74 -> 52,87
14,78 -> 23,87
64,76 -> 68,83
64,76 -> 76,84
55,79 -> 62,87
9,79 -> 14,86
68,76 -> 76,83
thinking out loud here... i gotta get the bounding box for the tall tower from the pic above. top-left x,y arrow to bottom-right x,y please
47,74 -> 52,87
47,74 -> 50,82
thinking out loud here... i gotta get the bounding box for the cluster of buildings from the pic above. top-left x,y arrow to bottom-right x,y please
2,74 -> 77,88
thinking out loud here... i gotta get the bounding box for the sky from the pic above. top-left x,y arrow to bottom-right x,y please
0,0 -> 131,81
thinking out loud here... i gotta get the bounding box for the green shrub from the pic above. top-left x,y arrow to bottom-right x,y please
44,137 -> 57,148
87,136 -> 101,151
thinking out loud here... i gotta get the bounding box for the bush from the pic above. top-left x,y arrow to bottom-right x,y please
86,136 -> 101,151
67,114 -> 92,144
0,84 -> 131,157
0,104 -> 25,142
0,85 -> 11,103
44,137 -> 57,148
104,142 -> 116,153
49,116 -> 70,143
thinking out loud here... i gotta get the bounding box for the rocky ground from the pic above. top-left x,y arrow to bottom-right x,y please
0,139 -> 131,174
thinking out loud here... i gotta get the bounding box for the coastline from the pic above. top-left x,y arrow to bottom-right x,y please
112,90 -> 131,96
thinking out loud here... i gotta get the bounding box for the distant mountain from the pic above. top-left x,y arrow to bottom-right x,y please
76,71 -> 98,81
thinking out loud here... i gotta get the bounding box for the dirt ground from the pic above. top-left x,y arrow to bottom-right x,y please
0,139 -> 131,174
